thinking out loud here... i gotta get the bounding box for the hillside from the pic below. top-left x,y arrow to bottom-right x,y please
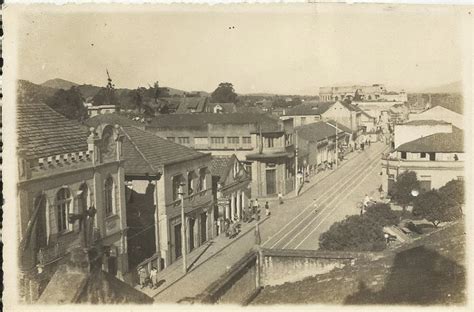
17,79 -> 58,103
41,78 -> 79,90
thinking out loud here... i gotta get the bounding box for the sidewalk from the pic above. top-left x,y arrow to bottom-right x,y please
135,216 -> 268,299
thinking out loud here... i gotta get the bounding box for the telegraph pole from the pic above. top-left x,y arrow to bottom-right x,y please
179,183 -> 187,274
335,116 -> 339,170
295,129 -> 299,196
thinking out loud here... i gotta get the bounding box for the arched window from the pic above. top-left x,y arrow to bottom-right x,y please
104,176 -> 115,216
56,188 -> 72,232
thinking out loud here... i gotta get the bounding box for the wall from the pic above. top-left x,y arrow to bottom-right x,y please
394,123 -> 452,148
408,106 -> 463,129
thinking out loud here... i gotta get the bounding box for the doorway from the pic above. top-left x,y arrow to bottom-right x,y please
174,223 -> 182,259
189,219 -> 195,251
34,195 -> 48,263
266,169 -> 277,195
200,213 -> 207,244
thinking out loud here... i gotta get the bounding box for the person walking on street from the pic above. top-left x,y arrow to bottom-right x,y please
278,192 -> 283,205
265,201 -> 270,216
150,266 -> 158,289
138,266 -> 147,289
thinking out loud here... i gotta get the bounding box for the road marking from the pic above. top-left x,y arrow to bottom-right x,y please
293,163 -> 381,249
265,147 -> 384,248
280,156 -> 381,249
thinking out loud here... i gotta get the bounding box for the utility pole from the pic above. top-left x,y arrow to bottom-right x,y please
178,183 -> 187,274
295,129 -> 299,196
335,115 -> 339,170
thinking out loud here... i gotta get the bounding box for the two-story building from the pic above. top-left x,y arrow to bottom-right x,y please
280,101 -> 333,127
17,102 -> 129,302
381,127 -> 464,193
209,155 -> 251,234
394,120 -> 452,149
408,105 -> 463,129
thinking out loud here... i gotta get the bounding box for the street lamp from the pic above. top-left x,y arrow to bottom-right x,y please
178,182 -> 187,274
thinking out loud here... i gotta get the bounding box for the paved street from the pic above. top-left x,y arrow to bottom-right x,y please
153,142 -> 387,302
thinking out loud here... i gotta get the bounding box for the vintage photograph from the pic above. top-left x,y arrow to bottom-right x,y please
2,2 -> 472,310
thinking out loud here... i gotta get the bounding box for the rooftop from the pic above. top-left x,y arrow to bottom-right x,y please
402,120 -> 451,126
296,121 -> 350,142
396,127 -> 463,153
284,102 -> 334,116
175,97 -> 209,113
85,113 -> 145,129
209,155 -> 236,180
17,102 -> 89,160
120,126 -> 209,175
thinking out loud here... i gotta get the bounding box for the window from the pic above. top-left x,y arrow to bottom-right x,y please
420,152 -> 426,158
178,137 -> 190,144
211,137 -> 224,144
429,152 -> 436,161
56,188 -> 72,232
167,137 -> 175,142
400,151 -> 407,159
187,171 -> 195,195
227,137 -> 240,144
242,137 -> 251,144
173,174 -> 184,201
457,176 -> 464,181
198,168 -> 207,192
104,176 -> 115,216
194,137 -> 209,145
266,137 -> 275,148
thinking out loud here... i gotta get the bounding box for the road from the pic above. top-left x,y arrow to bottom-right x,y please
153,142 -> 387,302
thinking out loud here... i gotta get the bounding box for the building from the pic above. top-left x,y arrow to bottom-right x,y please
280,101 -> 333,127
87,104 -> 119,117
209,155 -> 251,234
17,102 -> 129,301
321,101 -> 361,133
206,102 -> 237,114
394,120 -> 452,149
319,84 -> 407,102
408,105 -> 463,129
295,121 -> 351,176
381,127 -> 464,193
174,96 -> 209,113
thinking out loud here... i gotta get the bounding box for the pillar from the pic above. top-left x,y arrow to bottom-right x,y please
236,190 -> 241,220
225,200 -> 231,220
230,194 -> 235,220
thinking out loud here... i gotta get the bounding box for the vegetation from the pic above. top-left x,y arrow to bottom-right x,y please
413,179 -> 464,227
45,87 -> 88,121
319,203 -> 399,252
211,82 -> 238,103
389,171 -> 420,210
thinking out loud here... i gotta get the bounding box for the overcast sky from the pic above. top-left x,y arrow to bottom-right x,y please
13,4 -> 470,95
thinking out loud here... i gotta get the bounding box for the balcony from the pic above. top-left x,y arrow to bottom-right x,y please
381,157 -> 464,171
166,188 -> 213,214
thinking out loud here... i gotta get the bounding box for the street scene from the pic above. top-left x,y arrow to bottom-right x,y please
2,3 -> 470,310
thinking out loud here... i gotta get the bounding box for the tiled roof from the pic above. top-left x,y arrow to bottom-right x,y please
146,113 -> 281,132
209,155 -> 235,180
85,113 -> 145,129
17,102 -> 89,160
175,97 -> 208,113
341,101 -> 362,112
403,120 -> 450,126
296,121 -> 348,142
284,102 -> 334,116
325,120 -> 353,134
396,127 -> 463,153
120,126 -> 208,175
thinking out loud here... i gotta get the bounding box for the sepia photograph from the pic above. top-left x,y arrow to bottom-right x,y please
1,1 -> 473,311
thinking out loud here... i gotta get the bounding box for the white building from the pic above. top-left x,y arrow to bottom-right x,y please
408,106 -> 463,129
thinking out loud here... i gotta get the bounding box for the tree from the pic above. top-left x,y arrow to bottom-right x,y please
389,171 -> 420,211
319,215 -> 386,252
211,82 -> 238,103
438,179 -> 464,210
45,87 -> 88,121
364,203 -> 399,226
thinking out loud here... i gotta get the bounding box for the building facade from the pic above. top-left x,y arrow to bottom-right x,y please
17,103 -> 128,302
394,120 -> 452,149
319,84 -> 407,102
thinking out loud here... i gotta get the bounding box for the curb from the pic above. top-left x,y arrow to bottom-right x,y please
152,216 -> 270,300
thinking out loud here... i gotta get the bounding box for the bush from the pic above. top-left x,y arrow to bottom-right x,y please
389,171 -> 420,209
364,203 -> 399,226
319,215 -> 386,252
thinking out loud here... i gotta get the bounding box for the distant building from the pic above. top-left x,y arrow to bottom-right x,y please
382,127 -> 463,192
319,84 -> 407,102
210,155 -> 251,234
17,102 -> 128,302
87,104 -> 118,117
175,96 -> 209,114
206,102 -> 237,114
394,120 -> 452,149
408,106 -> 463,129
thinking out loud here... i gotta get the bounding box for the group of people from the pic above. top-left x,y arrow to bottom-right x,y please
137,266 -> 159,289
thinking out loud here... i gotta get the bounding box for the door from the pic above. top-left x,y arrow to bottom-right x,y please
429,153 -> 436,161
189,219 -> 195,251
34,195 -> 48,264
174,223 -> 182,259
200,213 -> 207,244
107,256 -> 118,276
266,169 -> 277,195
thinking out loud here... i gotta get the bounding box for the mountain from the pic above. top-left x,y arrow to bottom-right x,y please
17,79 -> 58,103
419,81 -> 463,94
41,78 -> 79,90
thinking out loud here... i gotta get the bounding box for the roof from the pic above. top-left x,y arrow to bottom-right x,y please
284,102 -> 334,116
325,120 -> 353,134
85,113 -> 145,128
402,120 -> 451,126
340,101 -> 362,112
120,126 -> 208,175
252,221 -> 465,305
296,121 -> 349,142
396,127 -> 463,153
209,155 -> 235,180
17,102 -> 89,160
146,113 -> 281,132
175,97 -> 208,113
208,102 -> 237,113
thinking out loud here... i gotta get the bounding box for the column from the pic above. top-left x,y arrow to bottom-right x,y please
225,200 -> 231,220
236,190 -> 241,220
230,194 -> 235,220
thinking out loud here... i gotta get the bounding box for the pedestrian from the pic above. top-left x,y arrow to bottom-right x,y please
265,201 -> 270,216
150,266 -> 158,289
254,199 -> 260,214
278,192 -> 283,205
138,266 -> 147,289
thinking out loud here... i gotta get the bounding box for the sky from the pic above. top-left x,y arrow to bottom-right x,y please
12,4 -> 470,95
